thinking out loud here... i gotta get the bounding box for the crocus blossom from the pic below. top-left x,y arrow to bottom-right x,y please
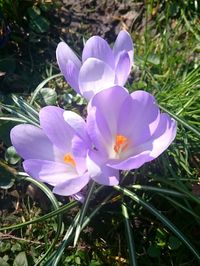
56,30 -> 133,100
85,86 -> 177,186
10,106 -> 91,196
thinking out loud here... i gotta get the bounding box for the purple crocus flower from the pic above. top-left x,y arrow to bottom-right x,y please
84,86 -> 177,186
10,106 -> 91,196
56,30 -> 133,100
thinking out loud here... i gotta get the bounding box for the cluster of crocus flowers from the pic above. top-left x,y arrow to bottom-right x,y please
56,30 -> 133,100
11,31 -> 177,197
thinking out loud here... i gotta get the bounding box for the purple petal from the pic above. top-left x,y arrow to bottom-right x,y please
113,30 -> 134,66
117,91 -> 160,147
63,110 -> 89,143
53,172 -> 90,196
10,124 -> 63,161
79,58 -> 115,100
39,106 -> 74,153
87,150 -> 119,186
71,135 -> 89,175
82,36 -> 115,68
86,107 -> 111,157
148,113 -> 177,158
108,113 -> 177,170
63,111 -> 91,175
23,159 -> 77,186
72,192 -> 85,203
88,86 -> 129,137
107,151 -> 151,170
56,42 -> 81,93
115,51 -> 130,86
64,60 -> 81,93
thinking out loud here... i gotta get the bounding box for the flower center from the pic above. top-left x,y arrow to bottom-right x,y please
114,134 -> 129,155
63,153 -> 76,168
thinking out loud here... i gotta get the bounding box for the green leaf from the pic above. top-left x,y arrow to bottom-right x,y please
30,73 -> 62,105
74,181 -> 96,246
0,242 -> 11,253
75,256 -> 81,265
89,261 -> 102,266
147,54 -> 160,65
36,88 -> 57,106
121,203 -> 138,266
29,15 -> 50,34
13,252 -> 28,266
11,243 -> 22,253
5,146 -> 20,165
168,236 -> 182,250
147,245 -> 161,258
0,257 -> 10,266
27,6 -> 41,19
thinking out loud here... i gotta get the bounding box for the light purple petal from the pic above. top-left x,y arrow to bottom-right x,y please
10,124 -> 63,161
39,106 -> 74,153
72,192 -> 85,203
88,86 -> 129,137
113,30 -> 134,67
23,159 -> 77,186
148,113 -> 177,158
56,42 -> 81,93
56,42 -> 81,69
82,36 -> 115,68
63,111 -> 91,175
63,110 -> 89,143
107,151 -> 152,170
79,58 -> 115,100
53,172 -> 90,196
117,90 -> 160,147
86,107 -> 110,155
87,151 -> 119,186
64,60 -> 81,93
115,51 -> 130,86
108,113 -> 177,170
71,135 -> 89,175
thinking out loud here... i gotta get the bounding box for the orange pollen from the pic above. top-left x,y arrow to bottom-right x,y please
114,135 -> 129,154
63,153 -> 76,167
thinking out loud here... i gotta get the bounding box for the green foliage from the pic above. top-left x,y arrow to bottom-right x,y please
13,252 -> 28,266
5,146 -> 20,165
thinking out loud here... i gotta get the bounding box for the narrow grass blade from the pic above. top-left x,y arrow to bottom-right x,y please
159,105 -> 200,138
1,104 -> 39,126
45,213 -> 80,266
162,195 -> 200,222
21,177 -> 63,266
131,185 -> 184,197
11,94 -> 39,123
114,186 -> 200,261
73,181 -> 96,246
154,178 -> 200,205
0,116 -> 27,123
121,202 -> 138,266
30,73 -> 62,105
45,190 -> 114,266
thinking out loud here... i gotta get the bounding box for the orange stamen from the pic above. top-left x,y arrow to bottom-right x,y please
114,135 -> 129,154
64,153 -> 76,167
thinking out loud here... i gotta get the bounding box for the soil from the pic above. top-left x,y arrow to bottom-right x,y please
0,0 -> 145,93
